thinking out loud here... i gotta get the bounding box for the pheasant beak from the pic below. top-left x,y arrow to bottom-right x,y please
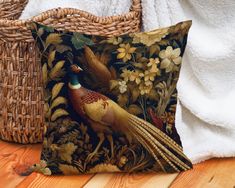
70,64 -> 83,73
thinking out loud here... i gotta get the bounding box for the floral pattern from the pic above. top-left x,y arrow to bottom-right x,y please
30,20 -> 192,175
159,46 -> 182,72
117,43 -> 136,62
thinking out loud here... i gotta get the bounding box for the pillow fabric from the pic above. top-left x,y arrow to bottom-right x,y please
30,20 -> 192,175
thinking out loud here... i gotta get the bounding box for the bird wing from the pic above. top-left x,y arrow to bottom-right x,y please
81,90 -> 109,105
84,46 -> 112,85
81,90 -> 113,124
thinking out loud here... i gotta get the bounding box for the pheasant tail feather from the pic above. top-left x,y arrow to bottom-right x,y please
126,114 -> 192,172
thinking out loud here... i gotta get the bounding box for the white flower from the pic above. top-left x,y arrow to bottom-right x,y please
159,46 -> 182,72
119,81 -> 127,94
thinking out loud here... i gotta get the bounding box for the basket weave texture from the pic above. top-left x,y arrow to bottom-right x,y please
0,0 -> 142,143
0,0 -> 27,19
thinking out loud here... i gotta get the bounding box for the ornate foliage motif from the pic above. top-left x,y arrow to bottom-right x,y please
31,20 -> 192,175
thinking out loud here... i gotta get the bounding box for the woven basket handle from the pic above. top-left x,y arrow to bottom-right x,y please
130,0 -> 142,12
29,0 -> 142,25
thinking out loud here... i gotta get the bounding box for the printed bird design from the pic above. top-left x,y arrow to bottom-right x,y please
78,46 -> 116,91
68,64 -> 192,172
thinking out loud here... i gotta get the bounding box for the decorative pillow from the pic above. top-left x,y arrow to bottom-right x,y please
30,20 -> 192,175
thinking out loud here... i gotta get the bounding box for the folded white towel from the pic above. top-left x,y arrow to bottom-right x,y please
142,0 -> 235,163
176,102 -> 235,164
19,0 -> 131,20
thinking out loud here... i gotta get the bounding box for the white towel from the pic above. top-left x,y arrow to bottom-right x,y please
19,0 -> 132,19
142,0 -> 235,163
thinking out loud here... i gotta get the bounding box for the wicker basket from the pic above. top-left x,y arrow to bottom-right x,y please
0,0 -> 142,144
0,0 -> 28,19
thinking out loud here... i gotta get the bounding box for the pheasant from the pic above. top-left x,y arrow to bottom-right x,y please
68,64 -> 192,172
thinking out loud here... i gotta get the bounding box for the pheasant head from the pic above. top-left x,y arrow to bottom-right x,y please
68,64 -> 83,89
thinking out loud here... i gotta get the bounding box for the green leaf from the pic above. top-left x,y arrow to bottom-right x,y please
37,28 -> 44,37
41,25 -> 54,32
71,33 -> 94,50
173,41 -> 179,48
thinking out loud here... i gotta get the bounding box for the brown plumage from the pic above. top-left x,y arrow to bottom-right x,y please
68,64 -> 192,172
78,46 -> 114,90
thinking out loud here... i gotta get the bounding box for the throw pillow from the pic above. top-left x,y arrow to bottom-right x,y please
30,20 -> 192,175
